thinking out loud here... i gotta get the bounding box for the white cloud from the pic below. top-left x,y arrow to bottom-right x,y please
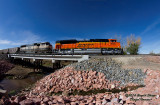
138,19 -> 160,54
20,31 -> 42,44
0,40 -> 11,44
140,19 -> 160,35
140,41 -> 160,54
0,30 -> 44,48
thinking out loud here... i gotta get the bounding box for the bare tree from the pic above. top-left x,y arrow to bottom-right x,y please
114,35 -> 127,54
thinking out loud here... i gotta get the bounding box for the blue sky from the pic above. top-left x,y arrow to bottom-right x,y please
0,0 -> 160,54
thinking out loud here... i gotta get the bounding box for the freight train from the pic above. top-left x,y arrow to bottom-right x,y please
0,39 -> 123,55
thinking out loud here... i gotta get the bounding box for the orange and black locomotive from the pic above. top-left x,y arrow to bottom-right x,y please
55,39 -> 123,54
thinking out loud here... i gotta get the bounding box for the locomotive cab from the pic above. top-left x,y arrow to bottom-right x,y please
110,39 -> 117,42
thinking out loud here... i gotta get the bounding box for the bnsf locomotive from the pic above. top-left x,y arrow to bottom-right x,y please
0,39 -> 123,55
55,39 -> 122,54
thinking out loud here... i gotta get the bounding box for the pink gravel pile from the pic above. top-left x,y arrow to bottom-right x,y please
0,60 -> 14,76
1,92 -> 128,105
30,66 -> 122,96
2,67 -> 160,104
1,66 -> 139,105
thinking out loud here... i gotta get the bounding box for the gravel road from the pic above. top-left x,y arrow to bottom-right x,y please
91,55 -> 160,70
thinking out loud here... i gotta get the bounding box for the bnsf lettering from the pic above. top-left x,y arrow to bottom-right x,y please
77,44 -> 94,48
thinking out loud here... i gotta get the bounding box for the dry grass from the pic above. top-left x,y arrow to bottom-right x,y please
112,56 -> 160,70
6,65 -> 33,76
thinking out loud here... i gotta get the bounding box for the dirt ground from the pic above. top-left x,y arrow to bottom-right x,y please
6,65 -> 34,76
112,55 -> 160,70
5,60 -> 74,79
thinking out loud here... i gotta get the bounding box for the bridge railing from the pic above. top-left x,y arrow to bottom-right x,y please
8,54 -> 89,62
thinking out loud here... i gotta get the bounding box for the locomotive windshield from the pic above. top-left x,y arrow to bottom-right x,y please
110,40 -> 117,42
46,42 -> 50,45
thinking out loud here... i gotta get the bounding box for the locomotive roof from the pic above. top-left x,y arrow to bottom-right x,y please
56,39 -> 116,44
56,39 -> 77,44
20,42 -> 51,47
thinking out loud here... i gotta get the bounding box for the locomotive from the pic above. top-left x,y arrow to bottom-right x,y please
20,42 -> 52,53
0,39 -> 123,55
55,39 -> 122,54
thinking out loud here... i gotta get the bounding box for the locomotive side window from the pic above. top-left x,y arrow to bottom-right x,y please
41,43 -> 45,45
46,43 -> 49,45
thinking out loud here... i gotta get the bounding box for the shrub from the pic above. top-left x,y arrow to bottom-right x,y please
149,51 -> 155,55
122,50 -> 127,55
126,34 -> 141,55
127,43 -> 140,55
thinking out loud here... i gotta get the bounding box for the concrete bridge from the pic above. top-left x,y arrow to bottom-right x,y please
8,54 -> 89,71
8,54 -> 89,62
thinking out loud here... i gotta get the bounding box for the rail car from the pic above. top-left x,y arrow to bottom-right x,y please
0,49 -> 10,54
55,39 -> 123,54
0,50 -> 2,54
9,47 -> 20,54
1,49 -> 8,54
0,42 -> 52,54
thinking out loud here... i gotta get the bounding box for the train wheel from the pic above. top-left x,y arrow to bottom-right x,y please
101,49 -> 104,55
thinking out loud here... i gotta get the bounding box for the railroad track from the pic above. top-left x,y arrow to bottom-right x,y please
89,54 -> 160,58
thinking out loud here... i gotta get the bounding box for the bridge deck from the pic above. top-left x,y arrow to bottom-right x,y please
8,54 -> 89,62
